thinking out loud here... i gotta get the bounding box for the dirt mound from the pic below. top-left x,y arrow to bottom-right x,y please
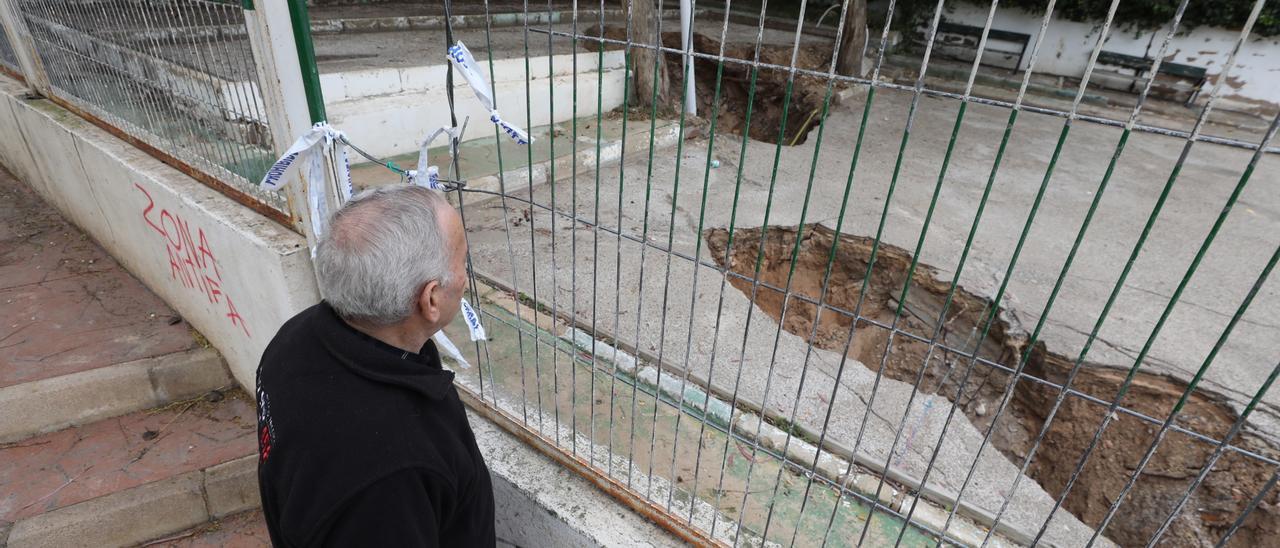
705,224 -> 1280,547
590,27 -> 837,145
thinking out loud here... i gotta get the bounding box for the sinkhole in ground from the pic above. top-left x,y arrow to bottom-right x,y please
706,224 -> 1279,547
592,28 -> 834,146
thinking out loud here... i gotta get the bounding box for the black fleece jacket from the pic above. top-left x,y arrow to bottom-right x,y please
256,302 -> 495,547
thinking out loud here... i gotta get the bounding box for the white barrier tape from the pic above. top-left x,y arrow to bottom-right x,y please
403,165 -> 442,190
260,122 -> 352,194
307,166 -> 328,258
446,41 -> 532,145
259,123 -> 353,255
337,143 -> 353,202
433,331 -> 470,369
490,110 -> 532,145
460,298 -> 486,341
407,126 -> 460,191
446,41 -> 494,110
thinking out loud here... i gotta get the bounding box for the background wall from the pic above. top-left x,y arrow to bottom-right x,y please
943,2 -> 1280,112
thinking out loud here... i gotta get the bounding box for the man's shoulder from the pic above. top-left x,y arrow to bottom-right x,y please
263,303 -> 327,354
257,303 -> 335,383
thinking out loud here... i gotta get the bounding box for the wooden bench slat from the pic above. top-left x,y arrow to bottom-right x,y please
936,21 -> 1031,44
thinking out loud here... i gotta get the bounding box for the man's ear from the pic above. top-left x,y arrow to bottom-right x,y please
417,280 -> 442,326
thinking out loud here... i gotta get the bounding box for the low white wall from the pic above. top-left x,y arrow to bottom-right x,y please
0,74 -> 318,389
323,50 -> 628,160
943,3 -> 1280,111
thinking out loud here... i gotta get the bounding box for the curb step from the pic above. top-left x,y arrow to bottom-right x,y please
0,391 -> 259,548
139,509 -> 268,547
0,348 -> 233,444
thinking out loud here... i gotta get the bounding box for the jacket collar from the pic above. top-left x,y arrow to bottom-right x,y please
315,302 -> 456,400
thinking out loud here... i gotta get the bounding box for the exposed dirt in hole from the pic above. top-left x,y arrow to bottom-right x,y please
705,224 -> 1280,547
591,27 -> 835,145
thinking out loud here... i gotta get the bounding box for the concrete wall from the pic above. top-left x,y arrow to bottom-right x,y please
942,3 -> 1280,111
323,50 -> 628,160
0,74 -> 317,389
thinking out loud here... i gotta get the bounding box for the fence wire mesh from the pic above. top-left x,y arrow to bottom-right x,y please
11,0 -> 284,213
0,20 -> 17,74
406,0 -> 1280,546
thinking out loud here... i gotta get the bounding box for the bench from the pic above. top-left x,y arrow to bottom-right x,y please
932,21 -> 1031,71
1094,50 -> 1208,105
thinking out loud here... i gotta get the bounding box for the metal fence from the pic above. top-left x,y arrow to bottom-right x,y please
422,0 -> 1280,546
0,20 -> 17,74
10,0 -> 285,215
2,0 -> 1276,544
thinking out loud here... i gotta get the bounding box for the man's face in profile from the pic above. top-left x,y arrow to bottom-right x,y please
436,205 -> 469,327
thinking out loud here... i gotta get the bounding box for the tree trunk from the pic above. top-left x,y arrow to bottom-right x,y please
631,0 -> 670,109
835,0 -> 868,77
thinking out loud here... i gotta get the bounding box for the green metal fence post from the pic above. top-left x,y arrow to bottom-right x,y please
242,0 -> 325,239
286,0 -> 326,124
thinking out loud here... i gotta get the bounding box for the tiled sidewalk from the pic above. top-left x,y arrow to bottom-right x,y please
0,164 -> 261,546
0,165 -> 196,387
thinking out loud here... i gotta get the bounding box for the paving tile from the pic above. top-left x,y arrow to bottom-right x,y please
0,165 -> 196,387
0,390 -> 256,526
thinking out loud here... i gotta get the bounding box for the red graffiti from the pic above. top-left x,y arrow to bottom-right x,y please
136,183 -> 251,338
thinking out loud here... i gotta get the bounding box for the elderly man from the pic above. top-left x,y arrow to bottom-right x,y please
256,185 -> 494,547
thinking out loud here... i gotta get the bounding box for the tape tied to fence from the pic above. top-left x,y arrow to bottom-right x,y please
446,41 -> 533,146
406,126 -> 460,191
258,123 -> 354,255
432,299 -> 485,369
433,331 -> 470,369
460,298 -> 486,341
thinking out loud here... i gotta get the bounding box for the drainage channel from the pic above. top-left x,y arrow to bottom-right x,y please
706,224 -> 1280,548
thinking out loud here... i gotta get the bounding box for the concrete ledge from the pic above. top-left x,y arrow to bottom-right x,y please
467,408 -> 687,548
465,119 -> 689,199
203,455 -> 261,520
326,51 -> 627,160
0,348 -> 232,444
6,472 -> 209,548
4,453 -> 260,548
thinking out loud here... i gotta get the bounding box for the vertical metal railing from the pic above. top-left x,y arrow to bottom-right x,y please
408,0 -> 1280,546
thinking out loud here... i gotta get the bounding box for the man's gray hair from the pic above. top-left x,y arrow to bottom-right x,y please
314,185 -> 454,325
